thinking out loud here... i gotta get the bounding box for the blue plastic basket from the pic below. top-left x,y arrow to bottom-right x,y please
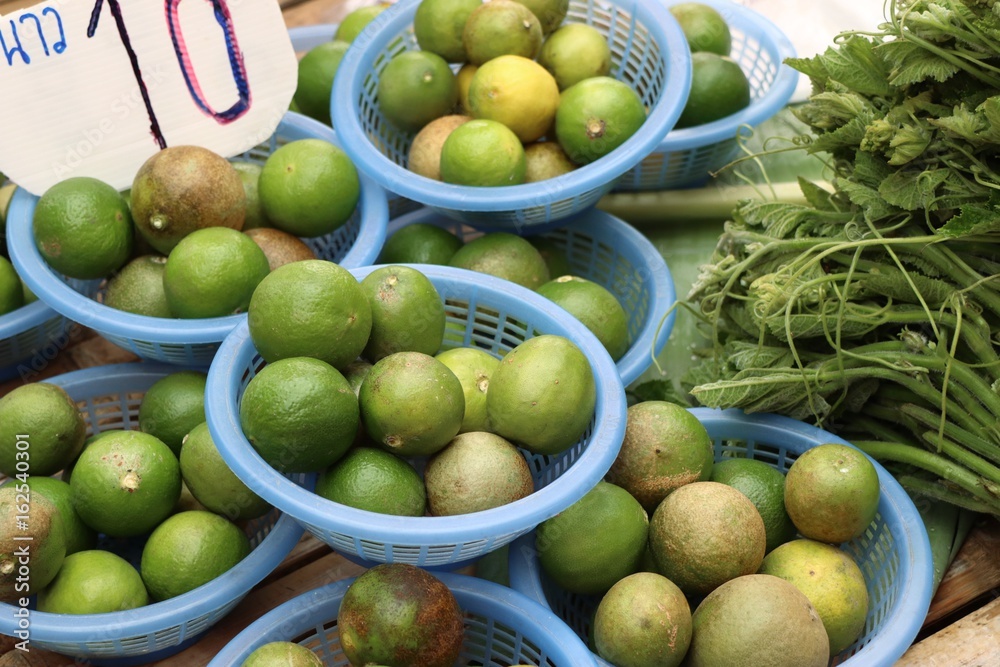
205,264 -> 627,569
331,0 -> 692,233
0,362 -> 304,666
615,0 -> 798,191
384,207 -> 676,386
288,24 -> 423,222
0,295 -> 80,383
508,408 -> 934,667
208,571 -> 598,666
6,112 -> 389,367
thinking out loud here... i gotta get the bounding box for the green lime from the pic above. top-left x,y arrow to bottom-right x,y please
104,255 -> 172,318
247,259 -> 372,369
378,222 -> 463,265
440,119 -> 527,187
334,4 -> 387,43
243,642 -> 323,667
33,176 -> 133,279
456,63 -> 477,115
527,236 -> 572,278
140,510 -> 250,601
315,447 -> 426,516
21,476 -> 96,555
180,422 -> 271,521
463,0 -> 544,65
448,232 -> 549,290
711,458 -> 797,553
0,486 -> 66,600
37,550 -> 148,614
408,114 -> 472,181
138,370 -> 207,457
536,276 -> 629,360
675,52 -> 750,129
294,40 -> 350,125
524,141 -> 577,182
0,256 -> 23,316
434,346 -> 500,433
377,50 -> 458,134
536,481 -> 649,595
360,265 -> 446,362
556,76 -> 647,164
231,161 -> 271,230
259,139 -> 361,238
670,2 -> 732,56
69,429 -> 181,537
539,23 -> 612,90
240,357 -> 359,473
0,382 -> 86,477
414,0 -> 482,62
468,55 -> 561,143
163,226 -> 270,319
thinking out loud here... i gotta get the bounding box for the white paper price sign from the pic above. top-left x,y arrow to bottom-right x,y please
0,0 -> 298,195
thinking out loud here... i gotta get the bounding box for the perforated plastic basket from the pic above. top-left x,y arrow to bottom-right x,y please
6,112 -> 389,367
384,207 -> 676,386
208,571 -> 598,666
614,0 -> 797,191
508,408 -> 934,667
288,24 -> 422,221
0,363 -> 304,666
331,0 -> 692,232
206,264 -> 627,569
0,295 -> 78,383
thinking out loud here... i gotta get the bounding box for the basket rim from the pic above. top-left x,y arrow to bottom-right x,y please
0,295 -> 60,339
330,0 -> 693,213
385,206 -> 677,387
655,0 -> 799,151
288,23 -> 338,51
205,264 -> 628,551
0,362 -> 305,644
6,113 -> 389,346
507,407 -> 935,667
207,571 -> 599,667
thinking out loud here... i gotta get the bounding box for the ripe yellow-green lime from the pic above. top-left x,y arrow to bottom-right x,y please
536,276 -> 629,360
594,572 -> 692,667
180,422 -> 272,521
556,76 -> 647,164
606,401 -> 713,512
245,227 -> 317,272
377,50 -> 458,133
258,139 -> 361,237
162,226 -> 270,319
243,642 -> 323,667
0,382 -> 86,477
294,40 -> 349,125
231,161 -> 271,230
468,55 -> 561,143
104,255 -> 172,318
20,475 -> 96,555
440,119 -> 527,187
378,222 -> 463,265
670,2 -> 732,56
435,346 -> 500,433
517,0 -> 569,34
334,3 -> 386,43
0,256 -> 23,315
247,259 -> 372,368
0,486 -> 66,600
649,481 -> 766,596
456,63 -> 478,114
140,510 -> 250,601
138,370 -> 207,456
447,232 -> 549,289
675,52 -> 750,128
524,142 -> 577,182
536,481 -> 648,595
408,114 -> 472,181
784,443 -> 880,544
539,23 -> 612,90
131,145 -> 246,254
37,550 -> 148,614
463,0 -> 544,65
69,429 -> 181,537
314,446 -> 426,516
760,539 -> 869,655
360,265 -> 446,361
711,458 -> 797,553
414,0 -> 482,63
487,335 -> 595,455
33,176 -> 133,279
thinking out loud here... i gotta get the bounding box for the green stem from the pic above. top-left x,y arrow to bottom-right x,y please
900,403 -> 1000,465
897,475 -> 1000,516
919,430 -> 1000,491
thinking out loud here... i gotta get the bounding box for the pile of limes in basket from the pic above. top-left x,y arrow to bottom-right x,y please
0,369 -> 269,613
533,401 -> 879,666
29,138 -> 360,319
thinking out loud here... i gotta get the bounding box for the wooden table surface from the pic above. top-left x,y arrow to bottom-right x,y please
1,0 -> 998,664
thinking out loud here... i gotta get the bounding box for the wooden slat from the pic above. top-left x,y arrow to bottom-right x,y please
897,595 -> 1000,666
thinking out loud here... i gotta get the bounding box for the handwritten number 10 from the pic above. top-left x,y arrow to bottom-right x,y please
88,0 -> 252,148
